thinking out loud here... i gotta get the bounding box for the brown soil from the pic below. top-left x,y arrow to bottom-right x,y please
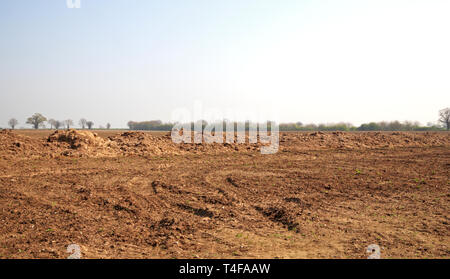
0,129 -> 449,258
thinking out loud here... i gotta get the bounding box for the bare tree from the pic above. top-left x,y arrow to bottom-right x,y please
64,119 -> 74,129
48,119 -> 56,129
8,118 -> 18,129
79,118 -> 87,129
439,108 -> 450,130
106,123 -> 111,129
54,120 -> 62,130
127,121 -> 135,130
26,113 -> 47,129
86,121 -> 94,130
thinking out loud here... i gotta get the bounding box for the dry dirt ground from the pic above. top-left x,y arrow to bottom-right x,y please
0,129 -> 449,259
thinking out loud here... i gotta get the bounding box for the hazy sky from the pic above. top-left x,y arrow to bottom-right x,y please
1,0 -> 449,128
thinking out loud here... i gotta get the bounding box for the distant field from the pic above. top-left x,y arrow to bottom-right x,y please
13,128 -> 448,139
14,129 -> 169,139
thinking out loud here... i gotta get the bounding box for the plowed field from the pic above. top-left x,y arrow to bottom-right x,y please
0,129 -> 448,258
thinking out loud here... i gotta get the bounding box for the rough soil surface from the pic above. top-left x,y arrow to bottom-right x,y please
0,129 -> 449,258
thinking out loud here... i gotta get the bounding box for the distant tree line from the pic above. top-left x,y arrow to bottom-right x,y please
126,108 -> 450,132
127,120 -> 275,131
4,113 -> 110,130
356,121 -> 442,131
3,108 -> 449,131
126,119 -> 446,132
279,122 -> 354,131
127,120 -> 174,131
279,121 -> 445,131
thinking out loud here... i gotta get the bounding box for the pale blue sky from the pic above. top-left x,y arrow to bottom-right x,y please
1,0 -> 449,128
